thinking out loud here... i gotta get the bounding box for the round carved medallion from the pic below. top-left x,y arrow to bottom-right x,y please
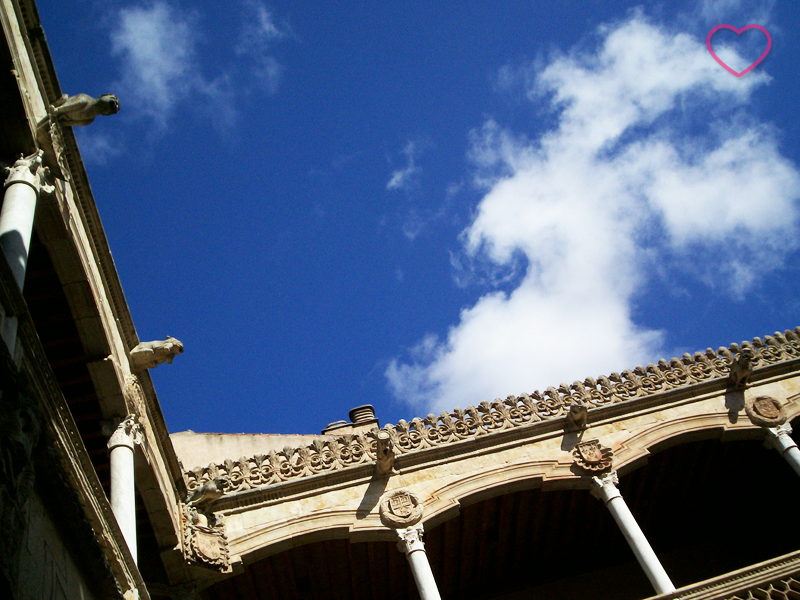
745,395 -> 786,427
379,488 -> 423,528
572,439 -> 614,473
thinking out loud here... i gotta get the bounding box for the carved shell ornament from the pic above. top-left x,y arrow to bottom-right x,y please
745,395 -> 787,428
573,439 -> 614,473
379,488 -> 424,528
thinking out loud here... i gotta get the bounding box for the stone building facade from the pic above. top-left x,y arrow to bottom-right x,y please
2,1 -> 800,599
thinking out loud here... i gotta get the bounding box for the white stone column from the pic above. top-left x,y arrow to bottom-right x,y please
591,471 -> 675,595
396,524 -> 442,600
1,150 -> 53,354
765,424 -> 800,477
107,415 -> 142,563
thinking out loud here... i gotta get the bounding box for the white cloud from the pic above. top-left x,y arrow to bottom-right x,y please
387,16 -> 800,414
387,140 -> 422,191
110,2 -> 196,127
236,1 -> 290,94
699,0 -> 776,25
74,130 -> 123,166
109,1 -> 291,131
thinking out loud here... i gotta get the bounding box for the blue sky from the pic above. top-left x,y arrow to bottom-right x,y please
38,0 -> 800,434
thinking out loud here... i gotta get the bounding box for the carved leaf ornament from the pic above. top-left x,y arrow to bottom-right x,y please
183,329 -> 800,494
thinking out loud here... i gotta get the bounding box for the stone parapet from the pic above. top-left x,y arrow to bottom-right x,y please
645,549 -> 800,600
183,328 -> 800,496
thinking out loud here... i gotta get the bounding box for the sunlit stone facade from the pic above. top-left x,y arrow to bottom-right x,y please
2,1 -> 799,599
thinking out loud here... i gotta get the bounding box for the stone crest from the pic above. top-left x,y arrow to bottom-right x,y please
379,488 -> 423,528
573,439 -> 613,473
181,504 -> 230,571
745,395 -> 786,428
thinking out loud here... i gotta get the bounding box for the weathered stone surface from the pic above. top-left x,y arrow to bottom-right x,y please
49,93 -> 119,127
130,336 -> 184,371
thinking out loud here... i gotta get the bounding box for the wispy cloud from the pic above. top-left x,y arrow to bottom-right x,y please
110,2 -> 196,128
109,1 -> 291,133
387,140 -> 423,192
74,130 -> 123,166
698,0 -> 776,25
236,0 -> 291,94
387,15 -> 799,413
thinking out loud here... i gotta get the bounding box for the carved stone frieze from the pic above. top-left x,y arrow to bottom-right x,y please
745,396 -> 787,428
379,488 -> 423,528
182,329 -> 800,494
573,439 -> 614,473
181,504 -> 230,571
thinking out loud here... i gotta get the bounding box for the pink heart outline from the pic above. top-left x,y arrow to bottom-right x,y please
706,24 -> 772,77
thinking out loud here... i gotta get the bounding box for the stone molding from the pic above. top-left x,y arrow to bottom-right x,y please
183,329 -> 800,496
379,488 -> 424,528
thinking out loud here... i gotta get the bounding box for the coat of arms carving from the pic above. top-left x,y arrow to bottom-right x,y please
745,395 -> 787,428
181,505 -> 230,571
573,439 -> 613,473
379,488 -> 424,528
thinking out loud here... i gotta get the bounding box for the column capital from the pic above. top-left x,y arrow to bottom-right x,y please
3,150 -> 54,196
764,423 -> 796,455
590,470 -> 621,503
396,523 -> 426,555
105,414 -> 143,451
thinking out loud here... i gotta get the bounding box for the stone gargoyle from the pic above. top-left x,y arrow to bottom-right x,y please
49,93 -> 120,127
729,347 -> 754,388
373,429 -> 396,477
130,336 -> 184,371
565,400 -> 588,432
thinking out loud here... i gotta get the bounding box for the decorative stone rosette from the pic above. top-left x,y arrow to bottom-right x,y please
181,505 -> 230,571
379,488 -> 423,528
573,439 -> 614,473
745,396 -> 787,428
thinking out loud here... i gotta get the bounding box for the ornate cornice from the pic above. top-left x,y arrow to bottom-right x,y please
184,328 -> 800,497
